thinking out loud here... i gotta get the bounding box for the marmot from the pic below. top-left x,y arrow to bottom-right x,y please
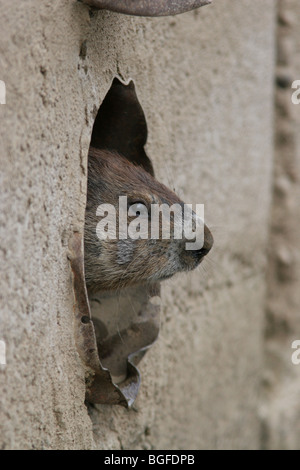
84,147 -> 213,292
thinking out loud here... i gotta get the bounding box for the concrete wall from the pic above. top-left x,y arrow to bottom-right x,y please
0,0 -> 280,449
262,0 -> 300,450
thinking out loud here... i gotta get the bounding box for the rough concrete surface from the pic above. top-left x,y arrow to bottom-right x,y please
0,0 -> 283,449
262,0 -> 300,450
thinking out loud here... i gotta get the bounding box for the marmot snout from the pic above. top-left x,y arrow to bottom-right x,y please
84,148 -> 213,292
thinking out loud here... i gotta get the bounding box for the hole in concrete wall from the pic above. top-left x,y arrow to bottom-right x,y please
70,77 -> 213,406
87,77 -> 161,384
69,78 -> 160,407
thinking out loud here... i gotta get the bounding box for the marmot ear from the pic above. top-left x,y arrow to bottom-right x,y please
90,77 -> 154,176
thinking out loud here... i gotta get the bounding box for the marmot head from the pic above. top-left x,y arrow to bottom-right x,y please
84,148 -> 213,292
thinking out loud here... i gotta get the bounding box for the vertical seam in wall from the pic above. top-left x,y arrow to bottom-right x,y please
261,0 -> 299,450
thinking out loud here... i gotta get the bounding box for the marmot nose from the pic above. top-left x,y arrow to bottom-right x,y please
194,225 -> 213,260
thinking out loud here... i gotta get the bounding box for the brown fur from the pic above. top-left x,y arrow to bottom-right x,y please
84,148 -> 213,292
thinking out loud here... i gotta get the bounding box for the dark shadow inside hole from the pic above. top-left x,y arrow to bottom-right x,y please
90,77 -> 154,175
81,315 -> 90,324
